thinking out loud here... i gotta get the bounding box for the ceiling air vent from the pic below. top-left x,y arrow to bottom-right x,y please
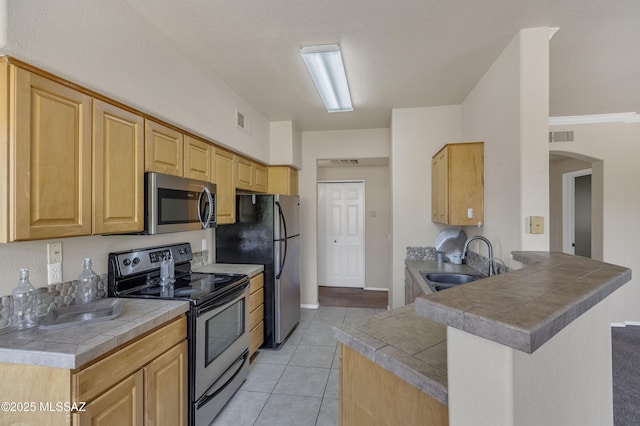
549,131 -> 574,143
330,159 -> 359,166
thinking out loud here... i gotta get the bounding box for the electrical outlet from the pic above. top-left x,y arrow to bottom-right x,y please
47,262 -> 62,284
47,242 -> 63,264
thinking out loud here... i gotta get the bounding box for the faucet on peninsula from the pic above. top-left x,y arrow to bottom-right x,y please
462,236 -> 494,277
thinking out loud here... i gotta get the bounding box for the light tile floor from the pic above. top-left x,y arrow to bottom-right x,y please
212,306 -> 384,426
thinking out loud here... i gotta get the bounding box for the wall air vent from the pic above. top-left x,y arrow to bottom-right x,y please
236,109 -> 250,134
549,131 -> 574,143
330,159 -> 359,166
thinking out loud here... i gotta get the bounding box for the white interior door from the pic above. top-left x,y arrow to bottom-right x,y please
319,181 -> 365,288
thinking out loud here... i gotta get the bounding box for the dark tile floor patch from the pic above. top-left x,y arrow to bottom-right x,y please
318,286 -> 388,309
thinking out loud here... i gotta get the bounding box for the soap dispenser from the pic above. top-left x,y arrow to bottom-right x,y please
12,268 -> 37,329
78,258 -> 99,304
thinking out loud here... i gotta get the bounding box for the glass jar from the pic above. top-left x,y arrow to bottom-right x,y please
78,258 -> 99,304
12,269 -> 37,329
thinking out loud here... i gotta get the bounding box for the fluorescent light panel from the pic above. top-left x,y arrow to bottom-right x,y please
549,112 -> 640,126
301,44 -> 353,112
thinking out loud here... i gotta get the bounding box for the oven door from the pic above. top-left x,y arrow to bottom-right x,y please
194,282 -> 250,400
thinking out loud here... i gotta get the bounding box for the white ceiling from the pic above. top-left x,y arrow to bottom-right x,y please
125,0 -> 640,132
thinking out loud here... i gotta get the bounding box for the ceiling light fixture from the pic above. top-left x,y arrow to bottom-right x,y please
300,44 -> 353,113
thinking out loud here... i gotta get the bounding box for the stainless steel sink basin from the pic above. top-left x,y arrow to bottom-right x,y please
419,272 -> 484,292
38,298 -> 122,330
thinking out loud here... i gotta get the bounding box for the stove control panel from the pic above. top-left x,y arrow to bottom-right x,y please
111,243 -> 194,277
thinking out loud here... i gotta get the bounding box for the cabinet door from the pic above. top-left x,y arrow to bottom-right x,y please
431,148 -> 449,224
214,148 -> 236,224
144,341 -> 188,426
145,120 -> 183,176
93,100 -> 144,234
267,166 -> 298,195
74,370 -> 144,426
254,163 -> 268,193
11,67 -> 92,240
184,135 -> 213,182
235,156 -> 254,190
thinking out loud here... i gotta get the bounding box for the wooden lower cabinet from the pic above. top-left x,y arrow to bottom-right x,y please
0,316 -> 187,426
340,344 -> 449,426
74,370 -> 144,426
248,273 -> 265,357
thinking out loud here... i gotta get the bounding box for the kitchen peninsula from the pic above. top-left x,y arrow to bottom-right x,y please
335,252 -> 631,425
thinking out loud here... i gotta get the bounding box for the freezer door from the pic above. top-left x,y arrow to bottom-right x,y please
274,235 -> 300,343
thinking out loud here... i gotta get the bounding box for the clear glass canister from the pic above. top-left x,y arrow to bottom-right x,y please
12,269 -> 37,329
78,258 -> 99,304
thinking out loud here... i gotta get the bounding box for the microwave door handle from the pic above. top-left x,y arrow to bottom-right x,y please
198,187 -> 213,228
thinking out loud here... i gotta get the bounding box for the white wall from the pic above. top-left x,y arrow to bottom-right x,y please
3,0 -> 269,161
0,0 -> 269,296
270,121 -> 302,168
549,121 -> 640,323
462,27 -> 550,263
389,105 -> 462,308
299,129 -> 389,307
317,165 -> 391,290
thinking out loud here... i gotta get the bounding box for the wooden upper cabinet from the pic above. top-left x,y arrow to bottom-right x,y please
431,142 -> 484,226
214,148 -> 236,224
145,120 -> 183,176
235,157 -> 268,193
254,164 -> 268,193
235,156 -> 254,191
184,135 -> 214,182
93,100 -> 144,234
11,67 -> 92,241
268,166 -> 298,195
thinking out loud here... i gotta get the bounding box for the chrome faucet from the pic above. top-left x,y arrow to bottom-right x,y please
462,236 -> 494,277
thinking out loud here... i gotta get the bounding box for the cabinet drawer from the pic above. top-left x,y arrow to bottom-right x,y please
249,287 -> 264,312
249,273 -> 264,294
249,320 -> 264,356
249,303 -> 264,329
73,316 -> 186,402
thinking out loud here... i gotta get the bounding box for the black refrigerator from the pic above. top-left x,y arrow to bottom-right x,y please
216,194 -> 300,347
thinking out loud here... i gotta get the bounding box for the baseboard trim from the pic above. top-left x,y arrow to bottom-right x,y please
301,303 -> 320,309
364,287 -> 389,292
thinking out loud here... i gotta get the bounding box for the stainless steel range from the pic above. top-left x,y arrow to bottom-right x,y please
108,242 -> 250,426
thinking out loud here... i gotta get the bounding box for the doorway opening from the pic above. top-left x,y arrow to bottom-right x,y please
549,152 -> 603,260
563,168 -> 592,257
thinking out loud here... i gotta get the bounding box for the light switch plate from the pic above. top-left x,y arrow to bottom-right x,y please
47,242 -> 62,264
530,216 -> 544,234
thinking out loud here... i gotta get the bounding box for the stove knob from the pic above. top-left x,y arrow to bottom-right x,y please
132,257 -> 140,266
179,249 -> 184,255
123,259 -> 131,266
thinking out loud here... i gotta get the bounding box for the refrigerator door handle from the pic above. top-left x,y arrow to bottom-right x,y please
275,201 -> 288,280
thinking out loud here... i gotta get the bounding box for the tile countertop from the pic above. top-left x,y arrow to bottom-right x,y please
192,263 -> 264,277
333,304 -> 449,405
415,251 -> 632,354
335,252 -> 632,405
0,298 -> 189,369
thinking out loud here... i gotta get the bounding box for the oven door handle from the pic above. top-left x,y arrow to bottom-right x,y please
197,186 -> 214,229
196,280 -> 249,315
197,350 -> 249,408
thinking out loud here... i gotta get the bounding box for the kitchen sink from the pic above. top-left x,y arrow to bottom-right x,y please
419,272 -> 484,292
38,298 -> 122,330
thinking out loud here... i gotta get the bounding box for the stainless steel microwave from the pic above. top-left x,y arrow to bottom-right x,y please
145,172 -> 216,234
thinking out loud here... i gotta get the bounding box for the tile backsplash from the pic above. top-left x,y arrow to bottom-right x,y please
0,249 -> 208,330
